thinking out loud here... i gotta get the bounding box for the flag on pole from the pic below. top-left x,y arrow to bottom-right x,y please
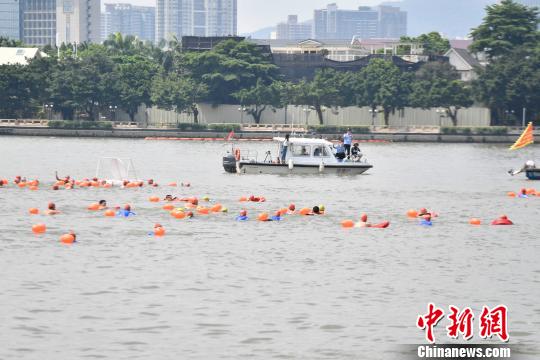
510,122 -> 534,150
225,130 -> 235,141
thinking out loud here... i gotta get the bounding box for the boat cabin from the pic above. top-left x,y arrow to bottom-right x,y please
274,137 -> 338,165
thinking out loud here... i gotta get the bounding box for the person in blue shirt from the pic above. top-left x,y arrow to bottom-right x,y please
335,141 -> 346,161
117,204 -> 136,217
518,188 -> 529,198
270,211 -> 282,221
343,129 -> 353,159
420,215 -> 433,226
236,209 -> 249,221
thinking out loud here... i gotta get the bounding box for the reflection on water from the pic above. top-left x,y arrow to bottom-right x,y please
0,137 -> 539,359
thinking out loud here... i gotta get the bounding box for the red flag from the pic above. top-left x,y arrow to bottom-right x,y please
225,130 -> 235,141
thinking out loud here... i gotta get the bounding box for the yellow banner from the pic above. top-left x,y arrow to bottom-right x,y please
510,122 -> 534,150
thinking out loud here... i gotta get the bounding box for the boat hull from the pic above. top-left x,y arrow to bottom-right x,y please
237,162 -> 372,175
526,169 -> 540,180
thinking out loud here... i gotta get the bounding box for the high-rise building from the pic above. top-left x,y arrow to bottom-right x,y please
276,15 -> 312,40
22,0 -> 56,46
155,0 -> 236,42
378,5 -> 407,39
102,3 -> 155,42
0,0 -> 23,40
56,0 -> 100,44
314,3 -> 406,40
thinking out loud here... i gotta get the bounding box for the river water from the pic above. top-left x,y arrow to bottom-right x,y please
0,136 -> 538,359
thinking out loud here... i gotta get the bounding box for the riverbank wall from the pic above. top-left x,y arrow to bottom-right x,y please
0,126 -> 524,144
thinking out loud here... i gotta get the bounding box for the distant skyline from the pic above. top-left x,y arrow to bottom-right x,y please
103,0 -> 382,33
101,0 -> 499,37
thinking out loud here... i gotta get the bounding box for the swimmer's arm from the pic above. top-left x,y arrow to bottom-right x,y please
55,171 -> 61,181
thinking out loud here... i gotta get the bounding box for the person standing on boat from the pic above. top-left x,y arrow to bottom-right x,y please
343,129 -> 353,159
281,134 -> 290,164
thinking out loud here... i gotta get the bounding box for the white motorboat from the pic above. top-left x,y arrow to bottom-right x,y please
223,137 -> 373,175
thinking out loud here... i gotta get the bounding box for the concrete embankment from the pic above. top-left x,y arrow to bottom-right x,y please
0,126 -> 519,144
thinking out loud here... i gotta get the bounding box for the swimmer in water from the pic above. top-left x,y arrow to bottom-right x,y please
164,195 -> 178,202
148,179 -> 158,187
45,202 -> 61,215
287,204 -> 296,215
236,210 -> 249,221
420,215 -> 433,226
98,200 -> 107,210
14,176 -> 22,184
270,211 -> 282,221
355,213 -> 371,228
55,171 -> 71,184
186,211 -> 194,219
518,188 -> 529,198
117,204 -> 136,217
312,206 -> 322,215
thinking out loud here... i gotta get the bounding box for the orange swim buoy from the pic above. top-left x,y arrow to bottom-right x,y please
211,204 -> 223,213
29,208 -> 39,215
87,203 -> 100,211
162,204 -> 175,211
507,192 -> 516,198
171,210 -> 186,219
239,196 -> 248,202
60,234 -> 76,244
341,220 -> 355,228
149,196 -> 160,203
469,218 -> 482,226
104,209 -> 116,217
407,209 -> 418,218
18,182 -> 27,188
526,188 -> 536,195
154,227 -> 166,237
257,212 -> 269,221
299,208 -> 312,216
28,185 -> 38,191
234,148 -> 241,161
32,223 -> 46,234
197,207 -> 210,215
168,182 -> 177,187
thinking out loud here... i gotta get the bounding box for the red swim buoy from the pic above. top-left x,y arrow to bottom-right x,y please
60,234 -> 76,244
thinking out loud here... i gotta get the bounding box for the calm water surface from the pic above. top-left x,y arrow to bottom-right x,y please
0,136 -> 539,359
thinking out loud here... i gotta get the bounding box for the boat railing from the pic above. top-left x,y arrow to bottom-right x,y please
238,149 -> 259,163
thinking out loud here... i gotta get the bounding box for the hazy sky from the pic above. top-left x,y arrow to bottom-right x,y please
237,0 -> 382,33
118,0 -> 383,33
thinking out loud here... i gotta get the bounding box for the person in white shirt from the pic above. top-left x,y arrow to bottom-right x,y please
281,134 -> 290,163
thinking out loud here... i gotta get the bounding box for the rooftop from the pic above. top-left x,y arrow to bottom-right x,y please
0,47 -> 46,65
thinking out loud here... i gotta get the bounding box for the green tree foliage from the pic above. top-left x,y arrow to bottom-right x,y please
474,46 -> 540,124
232,79 -> 282,124
470,0 -> 539,59
356,59 -> 411,125
151,73 -> 209,123
184,39 -> 279,104
0,64 -> 33,117
293,69 -> 343,125
113,56 -> 159,121
410,61 -> 473,125
401,32 -> 451,56
0,37 -> 24,47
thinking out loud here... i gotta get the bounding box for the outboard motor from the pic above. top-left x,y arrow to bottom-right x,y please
223,154 -> 237,173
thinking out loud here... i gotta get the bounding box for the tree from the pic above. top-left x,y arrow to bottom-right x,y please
293,69 -> 343,125
0,65 -> 33,117
233,79 -> 282,124
410,61 -> 473,126
470,0 -> 539,59
0,37 -> 23,47
184,40 -> 279,104
473,45 -> 540,125
356,59 -> 411,126
113,56 -> 159,121
401,32 -> 451,56
151,73 -> 208,122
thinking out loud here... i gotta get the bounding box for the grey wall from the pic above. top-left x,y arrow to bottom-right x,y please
117,104 -> 491,127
